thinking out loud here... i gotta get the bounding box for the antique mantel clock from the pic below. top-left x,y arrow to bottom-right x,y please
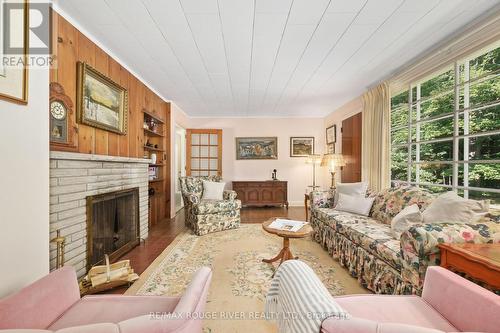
50,82 -> 75,149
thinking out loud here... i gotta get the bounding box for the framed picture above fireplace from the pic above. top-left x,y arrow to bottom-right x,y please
77,62 -> 128,135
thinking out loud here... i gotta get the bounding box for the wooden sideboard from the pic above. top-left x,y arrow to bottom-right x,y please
232,181 -> 288,208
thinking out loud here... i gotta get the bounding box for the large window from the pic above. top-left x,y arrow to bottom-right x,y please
390,43 -> 500,204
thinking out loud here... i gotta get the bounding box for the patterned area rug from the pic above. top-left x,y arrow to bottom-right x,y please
126,224 -> 368,332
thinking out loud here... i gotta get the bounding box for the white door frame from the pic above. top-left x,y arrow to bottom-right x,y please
174,125 -> 187,213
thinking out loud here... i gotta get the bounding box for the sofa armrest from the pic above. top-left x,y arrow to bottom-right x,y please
182,194 -> 200,206
223,190 -> 237,201
0,267 -> 80,329
119,268 -> 212,333
399,221 -> 499,287
310,190 -> 335,209
422,266 -> 500,333
322,317 -> 444,333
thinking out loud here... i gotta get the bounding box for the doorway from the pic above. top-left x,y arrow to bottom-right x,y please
174,125 -> 186,213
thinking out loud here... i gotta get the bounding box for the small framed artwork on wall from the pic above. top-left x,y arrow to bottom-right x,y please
326,125 -> 336,144
290,137 -> 314,157
327,143 -> 335,154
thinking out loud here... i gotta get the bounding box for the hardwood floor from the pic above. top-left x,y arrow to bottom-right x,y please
110,206 -> 306,294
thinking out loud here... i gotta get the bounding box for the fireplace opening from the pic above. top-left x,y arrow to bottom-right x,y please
86,188 -> 140,271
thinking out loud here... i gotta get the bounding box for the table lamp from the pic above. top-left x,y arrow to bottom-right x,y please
305,154 -> 323,189
321,153 -> 346,188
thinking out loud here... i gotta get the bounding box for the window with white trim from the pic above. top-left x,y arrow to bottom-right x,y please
390,43 -> 500,204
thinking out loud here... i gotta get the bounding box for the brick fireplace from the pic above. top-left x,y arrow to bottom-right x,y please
49,152 -> 150,277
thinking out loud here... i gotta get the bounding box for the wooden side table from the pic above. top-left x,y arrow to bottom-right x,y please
304,193 -> 310,221
262,219 -> 312,266
438,243 -> 500,290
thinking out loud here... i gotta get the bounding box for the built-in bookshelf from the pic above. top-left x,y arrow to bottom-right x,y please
143,106 -> 170,226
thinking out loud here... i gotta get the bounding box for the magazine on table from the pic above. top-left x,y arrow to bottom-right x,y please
268,218 -> 308,232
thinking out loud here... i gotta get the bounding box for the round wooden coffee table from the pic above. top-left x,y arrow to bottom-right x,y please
262,218 -> 312,266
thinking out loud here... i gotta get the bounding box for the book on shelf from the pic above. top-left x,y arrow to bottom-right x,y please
148,166 -> 158,180
268,218 -> 308,232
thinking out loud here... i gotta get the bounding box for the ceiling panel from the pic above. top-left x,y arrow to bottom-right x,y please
54,0 -> 500,117
327,0 -> 367,13
255,0 -> 293,14
180,0 -> 218,14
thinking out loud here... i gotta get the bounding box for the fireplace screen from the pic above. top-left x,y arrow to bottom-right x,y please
86,188 -> 140,270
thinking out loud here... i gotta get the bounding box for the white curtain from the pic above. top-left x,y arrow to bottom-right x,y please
361,82 -> 391,192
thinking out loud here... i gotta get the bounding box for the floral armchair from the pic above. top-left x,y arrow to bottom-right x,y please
179,176 -> 241,236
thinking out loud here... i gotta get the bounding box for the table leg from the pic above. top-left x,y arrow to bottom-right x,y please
304,195 -> 309,221
262,237 -> 296,264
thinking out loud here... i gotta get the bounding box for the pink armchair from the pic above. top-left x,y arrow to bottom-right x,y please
323,266 -> 500,333
0,266 -> 212,333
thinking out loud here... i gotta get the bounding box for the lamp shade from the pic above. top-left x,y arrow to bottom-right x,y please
305,154 -> 323,165
321,153 -> 346,167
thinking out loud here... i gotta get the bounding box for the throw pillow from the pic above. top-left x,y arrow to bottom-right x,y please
335,193 -> 375,216
391,204 -> 423,239
334,182 -> 368,207
422,191 -> 489,224
202,180 -> 226,200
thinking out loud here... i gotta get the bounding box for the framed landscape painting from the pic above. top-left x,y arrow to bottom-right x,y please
290,137 -> 314,157
236,137 -> 278,160
77,62 -> 128,134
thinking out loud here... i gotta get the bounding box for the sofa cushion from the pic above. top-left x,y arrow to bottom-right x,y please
48,296 -> 180,330
322,317 -> 448,333
335,295 -> 457,332
180,175 -> 221,197
335,216 -> 402,270
334,182 -> 368,206
314,209 -> 402,270
336,193 -> 374,216
391,204 -> 423,239
193,199 -> 241,215
422,191 -> 489,224
370,186 -> 435,225
201,180 -> 226,200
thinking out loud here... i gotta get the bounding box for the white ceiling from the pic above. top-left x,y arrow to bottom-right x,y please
54,0 -> 500,117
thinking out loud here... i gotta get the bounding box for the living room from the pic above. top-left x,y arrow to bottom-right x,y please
0,0 -> 499,332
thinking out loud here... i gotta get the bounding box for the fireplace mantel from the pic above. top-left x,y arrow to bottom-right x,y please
50,151 -> 152,164
50,151 -> 150,277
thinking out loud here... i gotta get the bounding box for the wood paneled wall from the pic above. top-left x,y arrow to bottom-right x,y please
50,12 -> 171,219
50,12 -> 169,158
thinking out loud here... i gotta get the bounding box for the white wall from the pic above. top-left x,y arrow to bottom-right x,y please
188,117 -> 327,205
0,68 -> 49,297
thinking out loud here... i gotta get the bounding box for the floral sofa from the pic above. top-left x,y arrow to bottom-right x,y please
179,175 -> 241,236
310,186 -> 500,295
